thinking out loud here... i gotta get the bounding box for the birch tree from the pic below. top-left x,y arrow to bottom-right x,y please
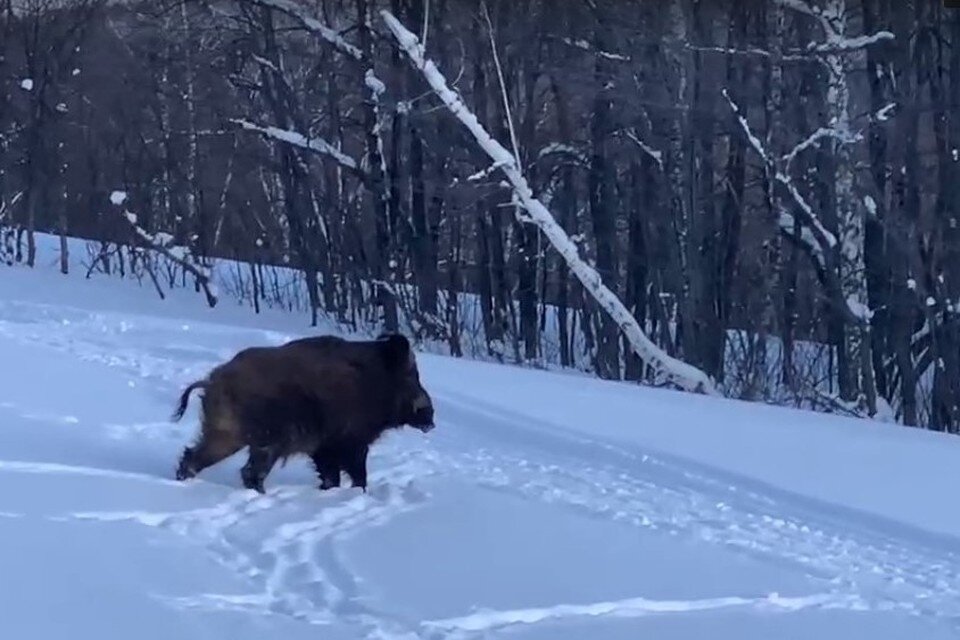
721,0 -> 893,415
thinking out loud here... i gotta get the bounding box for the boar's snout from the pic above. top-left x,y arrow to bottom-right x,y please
408,388 -> 435,432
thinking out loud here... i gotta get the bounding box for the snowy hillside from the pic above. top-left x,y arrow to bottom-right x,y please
2,240 -> 960,639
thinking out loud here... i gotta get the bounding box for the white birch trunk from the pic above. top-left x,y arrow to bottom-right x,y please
776,0 -> 884,414
179,0 -> 202,261
824,0 -> 875,412
666,0 -> 694,342
158,12 -> 173,233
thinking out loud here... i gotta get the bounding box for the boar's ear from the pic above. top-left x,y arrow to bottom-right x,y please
376,333 -> 412,372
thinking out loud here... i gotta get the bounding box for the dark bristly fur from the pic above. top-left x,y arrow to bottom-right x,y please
171,332 -> 435,494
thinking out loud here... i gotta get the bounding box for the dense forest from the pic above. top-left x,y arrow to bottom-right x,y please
1,0 -> 958,431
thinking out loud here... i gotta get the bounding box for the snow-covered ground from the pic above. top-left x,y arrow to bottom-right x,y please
2,240 -> 960,639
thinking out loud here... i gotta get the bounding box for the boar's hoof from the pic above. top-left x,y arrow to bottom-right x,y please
244,478 -> 266,494
175,449 -> 196,481
240,467 -> 266,494
319,478 -> 340,491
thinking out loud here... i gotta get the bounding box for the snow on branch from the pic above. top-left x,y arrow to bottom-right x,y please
776,0 -> 826,20
874,102 -> 896,122
382,10 -> 719,397
808,31 -> 894,53
0,190 -> 23,224
623,131 -> 664,171
242,0 -> 362,61
230,119 -> 359,172
242,0 -> 390,153
111,191 -> 218,308
687,45 -> 811,63
251,53 -> 279,74
783,126 -> 860,171
722,90 -> 875,325
778,209 -> 825,269
777,0 -> 894,55
559,37 -> 631,62
722,89 -> 837,251
538,142 -> 588,162
466,159 -> 510,182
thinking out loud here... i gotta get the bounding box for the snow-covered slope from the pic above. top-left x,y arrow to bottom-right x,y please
2,241 -> 960,639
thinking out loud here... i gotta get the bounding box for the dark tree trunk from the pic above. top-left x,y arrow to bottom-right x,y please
361,0 -> 398,332
861,0 -> 894,403
588,21 -> 619,379
624,159 -> 649,382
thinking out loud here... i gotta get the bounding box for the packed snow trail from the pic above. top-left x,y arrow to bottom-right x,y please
2,257 -> 960,638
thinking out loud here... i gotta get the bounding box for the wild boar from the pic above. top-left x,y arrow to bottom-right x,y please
171,332 -> 435,493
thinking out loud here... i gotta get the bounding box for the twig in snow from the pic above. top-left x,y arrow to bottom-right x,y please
111,191 -> 218,308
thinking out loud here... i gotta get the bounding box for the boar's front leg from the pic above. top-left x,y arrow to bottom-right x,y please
240,444 -> 279,494
310,444 -> 342,491
341,443 -> 369,492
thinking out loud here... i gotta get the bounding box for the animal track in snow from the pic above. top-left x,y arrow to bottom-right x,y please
423,591 -> 870,635
65,456 -> 435,636
7,298 -> 960,634
431,395 -> 960,625
0,459 -> 184,487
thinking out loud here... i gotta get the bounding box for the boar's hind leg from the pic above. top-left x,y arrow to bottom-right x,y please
311,445 -> 342,491
341,443 -> 369,492
240,444 -> 279,494
176,434 -> 242,481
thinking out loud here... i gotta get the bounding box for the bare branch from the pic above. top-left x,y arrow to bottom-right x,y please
241,0 -> 363,61
559,37 -> 631,62
777,0 -> 894,55
481,2 -> 521,171
537,142 -> 589,166
623,130 -> 664,171
783,126 -> 860,171
722,90 -> 872,326
722,89 -> 837,250
230,118 -> 360,172
687,45 -> 810,63
808,30 -> 894,53
775,0 -> 823,20
111,192 -> 218,308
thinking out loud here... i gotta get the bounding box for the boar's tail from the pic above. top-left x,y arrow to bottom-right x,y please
171,380 -> 207,422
